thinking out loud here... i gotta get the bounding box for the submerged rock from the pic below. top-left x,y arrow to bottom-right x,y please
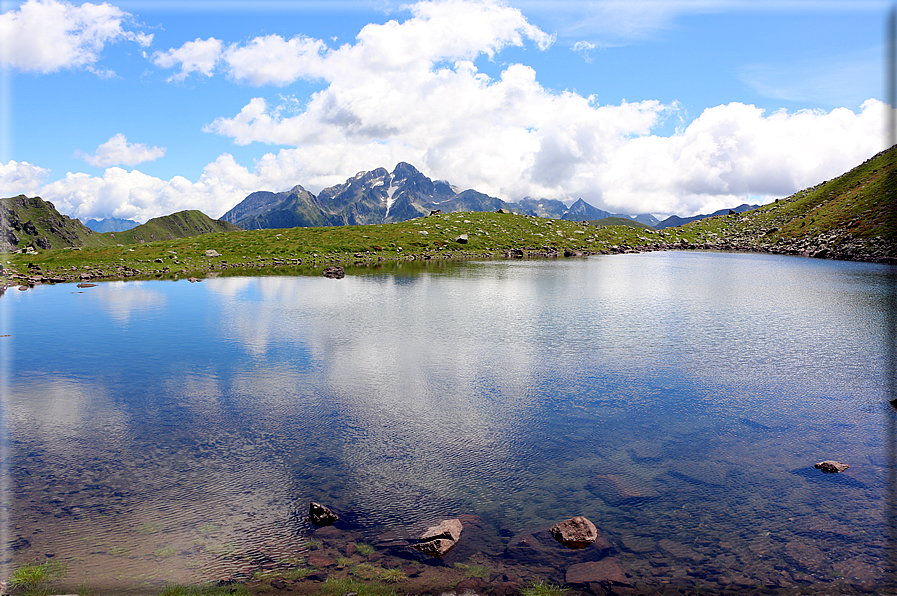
550,516 -> 599,549
566,558 -> 630,586
412,518 -> 463,557
308,502 -> 338,526
814,460 -> 849,473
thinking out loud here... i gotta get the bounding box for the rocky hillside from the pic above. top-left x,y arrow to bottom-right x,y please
1,195 -> 107,252
0,197 -> 242,253
677,145 -> 897,261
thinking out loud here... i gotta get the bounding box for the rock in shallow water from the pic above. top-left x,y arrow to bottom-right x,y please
412,518 -> 463,557
308,502 -> 338,526
549,516 -> 599,549
814,460 -> 849,473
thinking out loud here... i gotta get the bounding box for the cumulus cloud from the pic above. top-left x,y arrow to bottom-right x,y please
0,0 -> 151,74
76,133 -> 166,168
153,0 -> 554,86
152,37 -> 224,82
0,160 -> 50,196
37,152 -> 294,222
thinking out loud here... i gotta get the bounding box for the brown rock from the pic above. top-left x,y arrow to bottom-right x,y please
307,554 -> 335,567
420,518 -> 463,542
566,558 -> 630,586
411,518 -> 463,557
309,502 -> 338,526
549,516 -> 599,549
814,460 -> 849,473
411,537 -> 457,557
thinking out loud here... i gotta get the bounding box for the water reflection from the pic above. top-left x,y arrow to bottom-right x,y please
5,252 -> 894,593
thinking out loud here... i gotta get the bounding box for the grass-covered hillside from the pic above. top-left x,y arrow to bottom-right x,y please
105,210 -> 241,244
676,145 -> 896,260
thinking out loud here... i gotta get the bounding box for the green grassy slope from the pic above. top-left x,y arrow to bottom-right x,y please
588,217 -> 656,230
674,145 -> 896,260
105,210 -> 242,244
2,211 -> 684,283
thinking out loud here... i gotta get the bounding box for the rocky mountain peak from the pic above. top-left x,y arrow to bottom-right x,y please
391,162 -> 423,182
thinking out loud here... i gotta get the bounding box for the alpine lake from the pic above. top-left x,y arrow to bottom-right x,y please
4,250 -> 896,595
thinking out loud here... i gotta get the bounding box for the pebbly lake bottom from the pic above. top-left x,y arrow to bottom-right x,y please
3,251 -> 896,595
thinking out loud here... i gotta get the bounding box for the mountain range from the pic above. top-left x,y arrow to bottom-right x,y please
222,162 -> 674,229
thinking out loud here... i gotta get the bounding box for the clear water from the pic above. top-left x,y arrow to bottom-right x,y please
3,251 -> 895,594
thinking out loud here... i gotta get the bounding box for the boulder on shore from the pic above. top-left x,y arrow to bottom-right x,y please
550,516 -> 599,549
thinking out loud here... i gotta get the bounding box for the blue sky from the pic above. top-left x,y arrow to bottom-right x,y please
0,0 -> 892,222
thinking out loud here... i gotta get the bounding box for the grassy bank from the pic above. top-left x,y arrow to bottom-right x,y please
1,212 -> 689,285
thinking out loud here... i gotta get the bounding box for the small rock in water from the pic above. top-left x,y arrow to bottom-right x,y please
308,502 -> 338,526
814,460 -> 849,473
412,518 -> 463,557
550,516 -> 599,549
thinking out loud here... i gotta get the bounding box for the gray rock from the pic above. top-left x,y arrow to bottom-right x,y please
204,249 -> 220,257
308,502 -> 338,526
550,516 -> 599,549
814,460 -> 849,473
455,234 -> 469,244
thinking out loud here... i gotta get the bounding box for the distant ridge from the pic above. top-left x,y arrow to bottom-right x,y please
83,217 -> 140,233
222,163 -> 663,229
655,204 -> 759,229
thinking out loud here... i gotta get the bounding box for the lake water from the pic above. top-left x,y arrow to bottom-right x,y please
3,251 -> 895,594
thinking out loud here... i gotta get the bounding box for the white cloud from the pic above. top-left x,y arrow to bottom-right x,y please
0,160 -> 50,196
595,99 -> 888,215
152,37 -> 224,82
23,0 -> 889,223
76,133 -> 166,167
153,0 -> 554,86
0,0 -> 151,74
37,153 -> 291,222
572,40 -> 597,61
